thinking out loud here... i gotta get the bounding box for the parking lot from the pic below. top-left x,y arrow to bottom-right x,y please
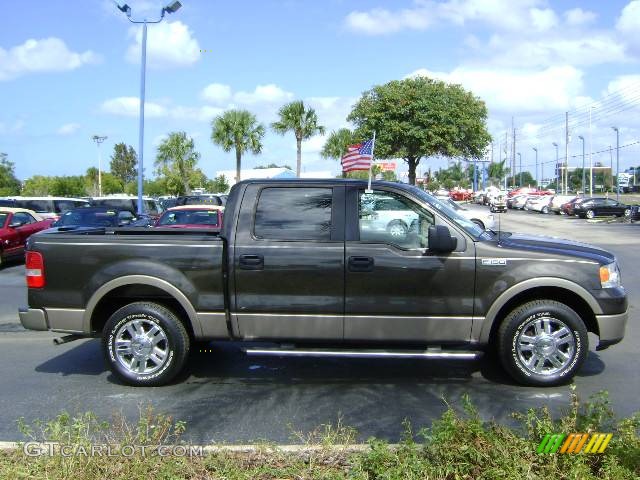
0,206 -> 637,444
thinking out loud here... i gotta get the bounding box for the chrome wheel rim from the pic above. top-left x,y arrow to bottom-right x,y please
586,210 -> 594,219
624,209 -> 631,217
388,223 -> 407,238
516,317 -> 576,375
114,318 -> 169,375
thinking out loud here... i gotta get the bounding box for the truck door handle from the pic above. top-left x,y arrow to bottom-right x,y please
348,256 -> 374,272
239,254 -> 264,270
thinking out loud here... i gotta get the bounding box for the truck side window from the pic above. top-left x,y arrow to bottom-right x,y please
254,187 -> 332,240
359,190 -> 434,249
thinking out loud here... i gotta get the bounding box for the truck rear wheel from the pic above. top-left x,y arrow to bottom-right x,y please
497,300 -> 588,386
103,302 -> 190,386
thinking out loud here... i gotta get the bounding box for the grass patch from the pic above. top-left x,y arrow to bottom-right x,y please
1,386 -> 638,479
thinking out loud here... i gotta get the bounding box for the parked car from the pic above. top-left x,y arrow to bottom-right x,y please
511,195 -> 530,210
0,208 -> 54,266
449,189 -> 472,202
0,197 -> 89,220
440,197 -> 495,230
525,196 -> 552,213
155,206 -> 224,229
573,198 -> 631,219
549,195 -> 578,215
507,187 -> 552,198
506,194 -> 527,209
52,207 -> 139,229
561,198 -> 583,216
90,195 -> 163,218
19,179 -> 627,388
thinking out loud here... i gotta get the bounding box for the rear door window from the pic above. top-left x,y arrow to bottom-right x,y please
254,187 -> 332,240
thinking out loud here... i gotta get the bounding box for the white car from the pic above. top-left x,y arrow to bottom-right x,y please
442,198 -> 495,231
525,196 -> 552,213
549,195 -> 577,215
511,195 -> 530,210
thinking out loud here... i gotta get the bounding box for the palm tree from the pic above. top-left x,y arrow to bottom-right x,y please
488,159 -> 509,186
320,128 -> 355,161
155,131 -> 200,195
271,100 -> 325,177
211,110 -> 265,183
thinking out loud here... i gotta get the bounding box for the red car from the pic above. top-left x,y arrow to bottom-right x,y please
449,190 -> 473,201
507,187 -> 552,198
155,205 -> 224,229
561,198 -> 583,216
0,208 -> 54,266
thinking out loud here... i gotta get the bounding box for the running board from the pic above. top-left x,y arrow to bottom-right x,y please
244,347 -> 483,360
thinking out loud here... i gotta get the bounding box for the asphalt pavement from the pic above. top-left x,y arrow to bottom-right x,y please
0,208 -> 638,444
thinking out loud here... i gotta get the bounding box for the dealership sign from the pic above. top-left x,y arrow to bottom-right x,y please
375,162 -> 397,172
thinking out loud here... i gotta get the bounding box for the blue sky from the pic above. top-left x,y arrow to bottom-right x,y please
2,0 -> 640,183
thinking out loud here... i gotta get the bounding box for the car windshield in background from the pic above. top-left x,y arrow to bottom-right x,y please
57,210 -> 119,227
408,186 -> 489,238
158,210 -> 220,226
93,199 -> 133,211
18,200 -> 50,213
54,200 -> 88,213
181,196 -> 223,206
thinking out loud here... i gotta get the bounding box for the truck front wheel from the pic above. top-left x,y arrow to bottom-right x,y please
102,302 -> 190,386
497,300 -> 588,386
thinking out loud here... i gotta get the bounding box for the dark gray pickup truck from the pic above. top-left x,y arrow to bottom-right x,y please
19,179 -> 628,387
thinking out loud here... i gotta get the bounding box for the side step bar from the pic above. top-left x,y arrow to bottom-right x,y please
245,347 -> 483,360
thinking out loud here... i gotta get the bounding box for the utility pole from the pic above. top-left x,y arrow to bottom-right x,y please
517,152 -> 522,186
512,119 -> 516,188
552,142 -> 559,192
589,106 -> 595,196
612,127 -> 620,201
578,135 -> 585,193
532,147 -> 538,186
564,111 -> 569,194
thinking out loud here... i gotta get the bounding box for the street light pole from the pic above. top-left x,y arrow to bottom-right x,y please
532,147 -> 538,186
612,127 -> 620,202
552,142 -> 559,192
92,135 -> 108,196
589,106 -> 595,196
578,135 -> 585,193
114,2 -> 182,214
517,152 -> 522,186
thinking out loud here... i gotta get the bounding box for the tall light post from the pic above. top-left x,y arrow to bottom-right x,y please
612,127 -> 620,202
114,1 -> 182,214
578,135 -> 585,193
92,135 -> 108,196
589,105 -> 595,196
532,147 -> 538,186
552,142 -> 559,192
517,152 -> 522,186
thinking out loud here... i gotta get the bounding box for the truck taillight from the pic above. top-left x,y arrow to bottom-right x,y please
26,251 -> 45,288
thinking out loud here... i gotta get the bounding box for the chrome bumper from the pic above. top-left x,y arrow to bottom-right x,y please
19,308 -> 48,331
595,310 -> 628,350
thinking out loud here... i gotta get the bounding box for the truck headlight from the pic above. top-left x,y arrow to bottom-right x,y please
600,262 -> 621,289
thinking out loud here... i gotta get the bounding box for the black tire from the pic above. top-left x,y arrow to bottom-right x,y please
103,302 -> 190,386
497,300 -> 588,387
387,220 -> 408,239
542,206 -> 549,214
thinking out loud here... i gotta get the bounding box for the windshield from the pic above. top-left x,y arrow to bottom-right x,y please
406,186 -> 489,239
158,209 -> 220,226
57,210 -> 118,227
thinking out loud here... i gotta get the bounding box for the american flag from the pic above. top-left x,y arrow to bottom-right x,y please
341,139 -> 374,172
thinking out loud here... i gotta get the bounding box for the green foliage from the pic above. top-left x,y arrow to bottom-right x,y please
155,131 -> 201,196
348,76 -> 491,185
254,163 -> 292,170
22,175 -> 86,197
321,128 -> 356,161
206,174 -> 230,193
488,159 -> 509,186
211,110 -> 265,183
3,390 -> 638,479
84,167 -> 124,196
0,153 -> 21,196
271,100 -> 325,177
507,170 -> 536,188
109,143 -> 138,185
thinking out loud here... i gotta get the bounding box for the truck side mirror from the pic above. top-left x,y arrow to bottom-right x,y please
428,225 -> 457,253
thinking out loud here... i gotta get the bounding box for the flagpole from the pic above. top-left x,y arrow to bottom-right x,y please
366,131 -> 376,193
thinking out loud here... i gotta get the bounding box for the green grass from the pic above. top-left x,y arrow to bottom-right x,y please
1,386 -> 638,479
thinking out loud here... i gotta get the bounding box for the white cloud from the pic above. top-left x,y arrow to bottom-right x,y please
0,37 -> 98,81
201,83 -> 232,104
565,8 -> 597,26
0,119 -> 25,135
529,8 -> 558,32
617,1 -> 640,52
126,21 -> 200,68
344,6 -> 431,35
234,84 -> 294,104
171,105 -> 224,122
56,123 -> 80,135
100,96 -> 168,118
406,65 -> 584,113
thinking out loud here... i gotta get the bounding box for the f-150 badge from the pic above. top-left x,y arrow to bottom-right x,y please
481,258 -> 507,266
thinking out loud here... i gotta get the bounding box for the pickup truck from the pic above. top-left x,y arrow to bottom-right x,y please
19,179 -> 628,387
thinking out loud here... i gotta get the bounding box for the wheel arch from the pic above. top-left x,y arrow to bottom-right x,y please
477,278 -> 602,345
83,275 -> 201,338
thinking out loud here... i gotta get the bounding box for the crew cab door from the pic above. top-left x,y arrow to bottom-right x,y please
343,186 -> 476,342
231,184 -> 345,340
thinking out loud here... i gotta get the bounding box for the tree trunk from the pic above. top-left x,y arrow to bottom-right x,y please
235,147 -> 242,184
407,157 -> 420,185
296,136 -> 302,177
